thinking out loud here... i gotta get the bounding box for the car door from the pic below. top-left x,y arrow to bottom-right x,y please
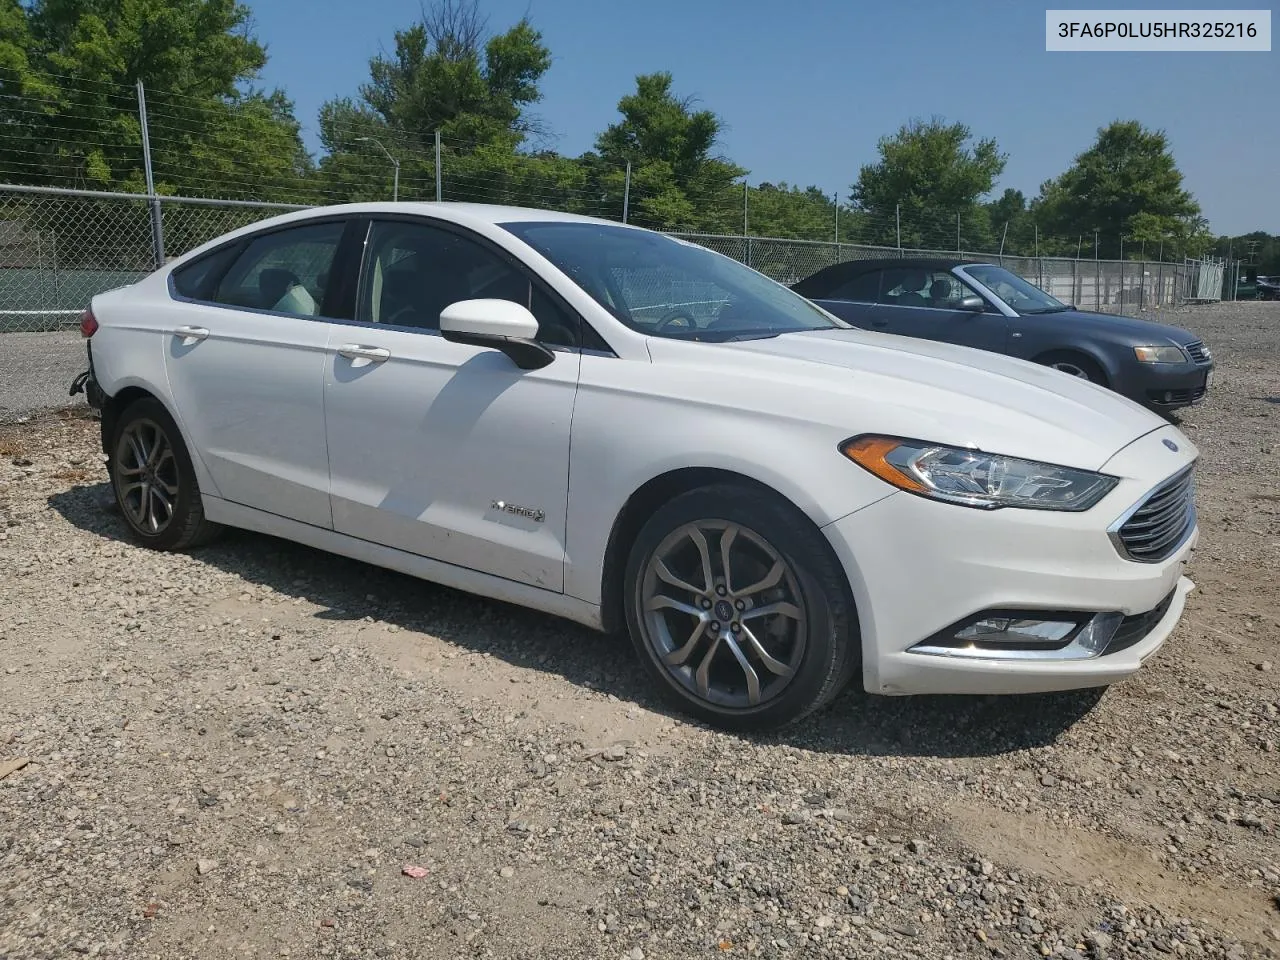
322,217 -> 582,591
874,267 -> 1008,352
163,218 -> 357,529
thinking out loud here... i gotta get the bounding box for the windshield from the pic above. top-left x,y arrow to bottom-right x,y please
965,265 -> 1069,315
501,221 -> 845,341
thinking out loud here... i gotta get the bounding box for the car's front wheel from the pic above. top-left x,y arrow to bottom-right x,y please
1038,351 -> 1107,384
108,397 -> 222,551
623,484 -> 858,731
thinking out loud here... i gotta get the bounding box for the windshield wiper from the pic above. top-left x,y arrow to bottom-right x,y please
700,331 -> 783,343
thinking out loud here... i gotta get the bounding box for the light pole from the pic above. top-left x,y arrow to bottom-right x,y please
356,136 -> 399,202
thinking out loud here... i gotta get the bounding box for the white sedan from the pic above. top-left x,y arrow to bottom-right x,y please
72,203 -> 1198,730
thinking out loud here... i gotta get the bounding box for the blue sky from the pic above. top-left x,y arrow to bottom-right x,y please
253,0 -> 1278,235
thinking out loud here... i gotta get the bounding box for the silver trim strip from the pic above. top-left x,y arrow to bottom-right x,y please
909,611 -> 1124,661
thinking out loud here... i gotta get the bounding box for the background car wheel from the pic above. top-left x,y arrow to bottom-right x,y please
623,484 -> 858,731
1037,351 -> 1107,385
109,397 -> 222,551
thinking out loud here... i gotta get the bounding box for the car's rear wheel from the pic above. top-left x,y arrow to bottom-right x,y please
623,484 -> 858,731
1038,351 -> 1106,384
109,397 -> 222,551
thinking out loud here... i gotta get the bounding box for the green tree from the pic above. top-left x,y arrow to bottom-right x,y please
314,0 -> 553,203
1035,120 -> 1201,260
356,0 -> 550,148
747,183 -> 835,240
595,72 -> 745,231
984,187 -> 1038,255
1214,231 -> 1280,276
2,0 -> 310,199
850,117 -> 1005,250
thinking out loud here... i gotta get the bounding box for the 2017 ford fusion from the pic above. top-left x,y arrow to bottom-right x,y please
71,203 -> 1199,730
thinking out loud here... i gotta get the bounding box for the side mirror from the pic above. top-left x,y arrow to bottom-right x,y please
440,299 -> 554,370
959,295 -> 986,312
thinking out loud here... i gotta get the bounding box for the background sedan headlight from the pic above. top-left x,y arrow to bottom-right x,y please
1133,345 -> 1187,363
840,436 -> 1118,511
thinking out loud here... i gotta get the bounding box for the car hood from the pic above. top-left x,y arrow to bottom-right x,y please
1023,308 -> 1200,346
649,327 -> 1170,472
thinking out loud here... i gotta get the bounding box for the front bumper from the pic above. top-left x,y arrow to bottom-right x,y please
1123,360 -> 1214,409
823,425 -> 1197,696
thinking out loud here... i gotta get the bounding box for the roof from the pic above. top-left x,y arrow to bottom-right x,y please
289,201 -> 628,228
162,200 -> 642,271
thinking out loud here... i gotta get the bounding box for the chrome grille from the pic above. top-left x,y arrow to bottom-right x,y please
1184,340 -> 1211,363
1112,467 -> 1196,563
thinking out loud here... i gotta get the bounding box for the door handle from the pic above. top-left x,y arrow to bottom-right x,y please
338,344 -> 391,362
870,319 -> 890,329
173,325 -> 209,342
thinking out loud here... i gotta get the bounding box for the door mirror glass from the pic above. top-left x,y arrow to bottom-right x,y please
440,299 -> 553,370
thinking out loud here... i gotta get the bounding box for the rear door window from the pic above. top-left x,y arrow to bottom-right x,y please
210,222 -> 346,318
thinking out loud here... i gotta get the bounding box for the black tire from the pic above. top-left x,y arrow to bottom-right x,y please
1036,351 -> 1107,385
108,397 -> 223,551
623,484 -> 859,731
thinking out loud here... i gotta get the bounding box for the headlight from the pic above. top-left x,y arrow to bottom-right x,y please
1134,345 -> 1187,363
840,436 -> 1118,511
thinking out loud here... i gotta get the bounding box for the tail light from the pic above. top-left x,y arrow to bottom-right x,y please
79,308 -> 98,338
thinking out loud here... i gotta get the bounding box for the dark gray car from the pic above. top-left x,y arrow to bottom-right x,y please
791,258 -> 1214,412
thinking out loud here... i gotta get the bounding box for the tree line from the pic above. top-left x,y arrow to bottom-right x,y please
1,0 -> 1270,268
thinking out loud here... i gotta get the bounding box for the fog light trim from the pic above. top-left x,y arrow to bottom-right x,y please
910,608 -> 1125,661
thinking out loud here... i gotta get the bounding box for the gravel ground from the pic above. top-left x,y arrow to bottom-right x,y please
1,301 -> 1278,960
0,331 -> 86,422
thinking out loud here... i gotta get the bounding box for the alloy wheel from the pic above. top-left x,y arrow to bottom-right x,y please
1051,360 -> 1090,379
114,418 -> 180,534
637,520 -> 807,709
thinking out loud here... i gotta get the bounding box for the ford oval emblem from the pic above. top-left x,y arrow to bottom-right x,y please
1163,439 -> 1179,452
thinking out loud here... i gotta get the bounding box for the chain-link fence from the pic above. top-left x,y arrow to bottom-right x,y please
0,183 -> 1228,422
0,186 -> 305,420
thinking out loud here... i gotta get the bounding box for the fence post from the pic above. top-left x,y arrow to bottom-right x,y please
435,131 -> 442,202
1158,240 -> 1165,307
50,230 -> 62,307
896,203 -> 901,253
1095,258 -> 1101,311
1119,257 -> 1125,314
742,181 -> 748,237
623,161 -> 631,224
136,80 -> 164,268
1140,261 -> 1146,311
956,212 -> 961,255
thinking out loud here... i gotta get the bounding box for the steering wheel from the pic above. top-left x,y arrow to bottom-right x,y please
653,309 -> 697,335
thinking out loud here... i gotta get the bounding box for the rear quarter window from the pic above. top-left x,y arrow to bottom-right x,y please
170,245 -> 241,300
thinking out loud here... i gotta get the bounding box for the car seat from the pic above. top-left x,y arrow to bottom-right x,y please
259,268 -> 299,309
895,271 -> 928,307
929,278 -> 954,307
